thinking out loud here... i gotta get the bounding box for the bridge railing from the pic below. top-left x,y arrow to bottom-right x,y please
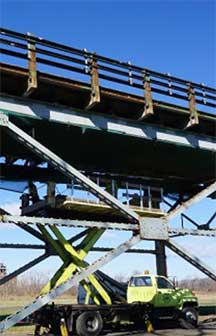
0,27 -> 215,118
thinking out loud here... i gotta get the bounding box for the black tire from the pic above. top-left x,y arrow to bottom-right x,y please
76,311 -> 103,336
179,307 -> 198,329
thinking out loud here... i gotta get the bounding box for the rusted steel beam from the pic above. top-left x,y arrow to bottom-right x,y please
23,33 -> 37,97
138,73 -> 154,120
185,84 -> 199,129
86,55 -> 100,110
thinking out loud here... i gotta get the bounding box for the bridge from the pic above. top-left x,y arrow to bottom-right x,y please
0,28 -> 215,332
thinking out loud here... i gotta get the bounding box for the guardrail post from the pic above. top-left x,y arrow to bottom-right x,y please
185,84 -> 199,129
86,54 -> 100,110
138,72 -> 154,120
24,32 -> 37,97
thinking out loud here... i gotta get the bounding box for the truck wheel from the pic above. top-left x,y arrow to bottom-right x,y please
179,307 -> 198,329
76,311 -> 103,336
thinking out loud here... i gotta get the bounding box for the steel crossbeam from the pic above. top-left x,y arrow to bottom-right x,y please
166,240 -> 216,281
1,215 -> 139,231
14,222 -> 48,242
166,181 -> 216,221
0,243 -> 45,249
168,228 -> 216,237
1,215 -> 215,237
0,253 -> 49,286
0,234 -> 141,332
0,243 -> 156,254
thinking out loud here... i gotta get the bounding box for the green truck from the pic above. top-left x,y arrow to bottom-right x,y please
34,271 -> 198,335
127,273 -> 199,329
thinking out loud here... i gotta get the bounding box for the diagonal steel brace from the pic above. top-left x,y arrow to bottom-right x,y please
165,181 -> 216,221
1,114 -> 139,223
166,239 -> 216,281
0,253 -> 49,286
0,234 -> 141,332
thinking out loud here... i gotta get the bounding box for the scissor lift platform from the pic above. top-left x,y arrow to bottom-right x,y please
22,196 -> 165,222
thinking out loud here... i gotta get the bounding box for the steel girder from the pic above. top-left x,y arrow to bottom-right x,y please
0,243 -> 157,253
1,94 -> 215,152
166,240 -> 216,281
1,215 -> 216,236
1,215 -> 139,231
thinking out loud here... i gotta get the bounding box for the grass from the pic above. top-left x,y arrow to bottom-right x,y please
0,295 -> 76,335
196,292 -> 216,306
3,325 -> 34,335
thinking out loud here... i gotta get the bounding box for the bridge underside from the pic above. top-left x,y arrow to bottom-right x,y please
1,98 -> 215,197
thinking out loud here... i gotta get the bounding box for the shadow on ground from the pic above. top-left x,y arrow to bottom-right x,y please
102,318 -> 216,336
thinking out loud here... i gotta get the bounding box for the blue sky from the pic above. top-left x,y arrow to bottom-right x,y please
1,0 -> 215,86
0,0 -> 215,281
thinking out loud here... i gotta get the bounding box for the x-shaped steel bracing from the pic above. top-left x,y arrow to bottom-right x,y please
38,225 -> 111,304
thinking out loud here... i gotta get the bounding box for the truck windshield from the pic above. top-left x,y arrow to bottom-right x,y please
129,276 -> 152,287
156,277 -> 174,289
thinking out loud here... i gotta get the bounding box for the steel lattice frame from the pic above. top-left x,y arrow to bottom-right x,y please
0,111 -> 216,332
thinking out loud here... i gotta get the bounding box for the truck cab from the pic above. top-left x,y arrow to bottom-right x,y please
127,274 -> 177,306
127,273 -> 199,328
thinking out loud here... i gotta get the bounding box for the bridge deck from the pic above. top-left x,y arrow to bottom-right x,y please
0,28 -> 215,197
0,62 -> 215,136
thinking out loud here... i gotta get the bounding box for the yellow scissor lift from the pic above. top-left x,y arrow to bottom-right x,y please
20,181 -> 159,335
33,223 -> 153,335
22,180 -> 164,300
